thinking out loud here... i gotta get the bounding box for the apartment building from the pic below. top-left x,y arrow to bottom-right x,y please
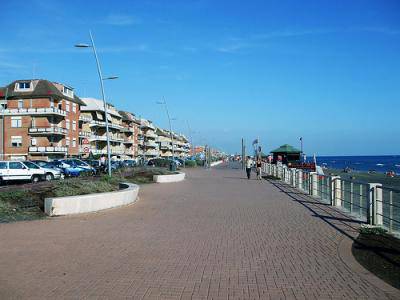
155,127 -> 173,157
0,79 -> 84,161
118,111 -> 140,158
80,98 -> 124,157
139,119 -> 159,158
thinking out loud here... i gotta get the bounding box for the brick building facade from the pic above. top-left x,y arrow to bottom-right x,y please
0,79 -> 85,161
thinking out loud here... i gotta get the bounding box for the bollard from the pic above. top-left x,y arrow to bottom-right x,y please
330,176 -> 341,207
368,183 -> 383,226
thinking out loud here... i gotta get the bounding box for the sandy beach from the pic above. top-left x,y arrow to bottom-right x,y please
325,168 -> 400,190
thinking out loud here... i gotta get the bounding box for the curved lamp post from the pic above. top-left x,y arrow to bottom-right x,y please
75,31 -> 118,176
156,98 -> 176,160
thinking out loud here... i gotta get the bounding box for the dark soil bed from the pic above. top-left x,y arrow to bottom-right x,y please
352,232 -> 400,289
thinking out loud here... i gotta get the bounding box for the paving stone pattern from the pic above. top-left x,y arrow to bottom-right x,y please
0,164 -> 398,299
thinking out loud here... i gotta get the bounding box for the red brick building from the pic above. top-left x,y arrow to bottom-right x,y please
0,79 -> 85,161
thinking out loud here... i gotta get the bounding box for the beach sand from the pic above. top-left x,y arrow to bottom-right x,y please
325,168 -> 400,190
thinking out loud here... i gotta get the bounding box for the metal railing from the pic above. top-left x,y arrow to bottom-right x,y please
375,186 -> 400,234
261,162 -> 400,235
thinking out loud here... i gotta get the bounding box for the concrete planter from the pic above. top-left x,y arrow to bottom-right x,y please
44,182 -> 139,216
210,160 -> 224,167
153,172 -> 185,183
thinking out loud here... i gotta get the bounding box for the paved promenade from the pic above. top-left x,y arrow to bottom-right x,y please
0,163 -> 399,299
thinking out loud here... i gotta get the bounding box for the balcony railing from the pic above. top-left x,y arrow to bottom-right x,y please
79,131 -> 91,138
123,138 -> 134,144
29,146 -> 68,154
29,127 -> 68,135
89,120 -> 123,130
145,141 -> 158,148
3,107 -> 67,117
90,135 -> 124,143
79,115 -> 93,122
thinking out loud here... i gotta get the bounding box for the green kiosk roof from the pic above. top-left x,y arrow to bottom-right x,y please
271,144 -> 301,154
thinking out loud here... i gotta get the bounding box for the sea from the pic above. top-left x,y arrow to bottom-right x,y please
307,155 -> 400,175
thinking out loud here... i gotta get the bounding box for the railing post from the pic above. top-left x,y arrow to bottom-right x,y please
297,169 -> 303,190
368,183 -> 383,226
309,172 -> 318,196
330,176 -> 341,207
291,169 -> 296,187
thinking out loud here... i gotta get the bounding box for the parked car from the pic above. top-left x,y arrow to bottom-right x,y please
60,159 -> 96,176
0,161 -> 45,184
23,161 -> 64,181
53,160 -> 86,177
122,159 -> 136,167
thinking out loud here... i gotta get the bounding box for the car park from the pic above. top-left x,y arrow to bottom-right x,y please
0,161 -> 45,184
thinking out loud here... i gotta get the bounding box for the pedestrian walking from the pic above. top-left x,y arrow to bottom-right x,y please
256,158 -> 262,180
245,156 -> 253,180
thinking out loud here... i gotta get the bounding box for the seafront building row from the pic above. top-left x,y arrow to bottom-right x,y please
0,79 -> 191,161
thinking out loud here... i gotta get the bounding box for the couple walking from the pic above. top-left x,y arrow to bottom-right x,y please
245,156 -> 262,180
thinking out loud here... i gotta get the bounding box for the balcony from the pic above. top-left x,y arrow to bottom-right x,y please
90,135 -> 124,143
79,131 -> 91,138
3,107 -> 67,117
123,138 -> 134,144
121,127 -> 135,133
144,131 -> 157,139
145,141 -> 158,148
29,127 -> 68,136
144,150 -> 159,156
29,146 -> 68,154
89,120 -> 123,130
90,148 -> 124,155
79,115 -> 93,122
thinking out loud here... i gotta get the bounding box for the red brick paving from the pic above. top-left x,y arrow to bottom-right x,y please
0,164 -> 399,299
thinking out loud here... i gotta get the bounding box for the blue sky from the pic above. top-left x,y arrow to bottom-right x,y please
1,0 -> 399,155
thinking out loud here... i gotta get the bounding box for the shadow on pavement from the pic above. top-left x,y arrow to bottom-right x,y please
268,179 -> 400,271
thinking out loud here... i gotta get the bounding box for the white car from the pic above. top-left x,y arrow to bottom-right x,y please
23,161 -> 64,181
0,161 -> 45,184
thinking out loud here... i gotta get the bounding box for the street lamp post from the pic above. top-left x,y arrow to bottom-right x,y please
75,30 -> 118,177
156,98 -> 175,161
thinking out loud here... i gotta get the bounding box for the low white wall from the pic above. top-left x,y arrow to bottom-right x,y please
210,160 -> 224,167
45,182 -> 139,217
153,172 -> 185,183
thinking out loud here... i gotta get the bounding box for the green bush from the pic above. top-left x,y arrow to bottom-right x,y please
185,160 -> 197,167
196,159 -> 205,166
359,225 -> 387,236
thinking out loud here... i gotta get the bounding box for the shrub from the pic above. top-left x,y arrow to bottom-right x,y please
196,159 -> 205,166
185,160 -> 197,167
359,225 -> 387,236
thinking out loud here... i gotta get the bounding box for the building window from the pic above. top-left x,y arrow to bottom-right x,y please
18,100 -> 23,109
72,103 -> 77,113
72,121 -> 76,131
31,138 -> 37,146
72,138 -> 76,147
11,136 -> 22,147
66,120 -> 70,130
31,117 -> 36,127
66,101 -> 70,112
11,116 -> 22,128
66,137 -> 70,146
63,86 -> 74,98
16,82 -> 31,91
